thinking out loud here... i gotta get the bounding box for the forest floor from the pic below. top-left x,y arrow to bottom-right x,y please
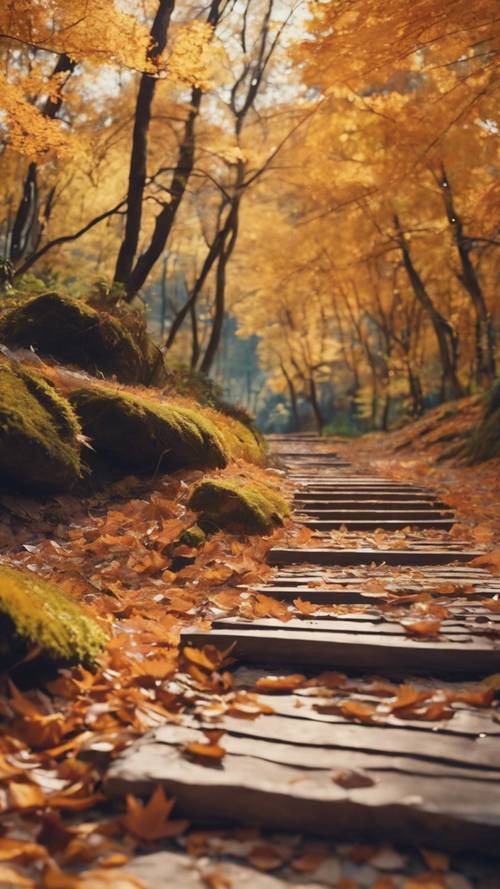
0,401 -> 499,889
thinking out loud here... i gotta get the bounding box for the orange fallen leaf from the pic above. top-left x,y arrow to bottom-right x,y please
99,854 -> 129,868
293,598 -> 320,615
389,684 -> 430,712
331,769 -> 375,789
248,844 -> 284,871
470,550 -> 500,574
47,792 -> 105,812
0,837 -> 48,863
420,848 -> 449,872
184,741 -> 227,763
123,786 -> 189,840
0,864 -> 34,887
455,687 -> 494,707
8,780 -> 46,810
291,851 -> 327,873
255,674 -> 306,692
402,619 -> 442,638
402,876 -> 446,888
40,863 -> 147,888
340,700 -> 376,722
0,753 -> 22,780
482,598 -> 500,613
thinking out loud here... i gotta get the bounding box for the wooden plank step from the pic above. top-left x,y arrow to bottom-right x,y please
299,519 -> 455,531
293,477 -> 429,483
295,492 -> 443,502
295,509 -> 454,520
182,626 -> 500,676
294,497 -> 447,507
213,615 -> 500,635
268,548 -> 480,566
294,484 -> 434,489
104,715 -> 500,854
251,586 -> 500,605
274,450 -> 345,457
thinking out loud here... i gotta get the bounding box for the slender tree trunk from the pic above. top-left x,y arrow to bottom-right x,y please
10,53 -> 76,264
309,374 -> 324,434
114,0 -> 176,286
164,205 -> 230,349
118,0 -> 224,298
198,204 -> 239,374
126,86 -> 202,297
439,167 -> 496,386
160,255 -> 168,338
280,361 -> 299,430
393,213 -> 463,400
190,301 -> 200,368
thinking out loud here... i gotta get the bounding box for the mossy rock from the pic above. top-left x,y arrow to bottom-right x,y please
188,477 -> 289,534
0,361 -> 81,491
69,386 -> 228,474
0,291 -> 145,384
215,413 -> 266,465
0,564 -> 107,667
465,382 -> 500,463
178,524 -> 206,547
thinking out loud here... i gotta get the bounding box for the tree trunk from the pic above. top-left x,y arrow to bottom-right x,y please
126,86 -> 202,297
10,53 -> 76,264
164,205 -> 230,349
198,203 -> 239,374
114,0 -> 176,286
393,213 -> 463,400
280,361 -> 299,430
309,374 -> 324,434
439,167 -> 496,386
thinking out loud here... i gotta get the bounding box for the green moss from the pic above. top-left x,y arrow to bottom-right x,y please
69,386 -> 228,473
0,361 -> 81,491
188,477 -> 290,534
178,524 -> 206,547
465,382 -> 500,463
0,291 -> 145,384
0,564 -> 107,666
216,413 -> 266,465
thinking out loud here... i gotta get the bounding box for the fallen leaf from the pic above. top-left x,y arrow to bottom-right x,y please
389,684 -> 430,712
184,741 -> 227,763
291,851 -> 328,873
420,848 -> 449,872
255,674 -> 306,692
123,786 -> 189,840
8,780 -> 46,810
402,619 -> 442,638
0,838 -> 48,863
470,550 -> 500,574
247,845 -> 284,871
331,769 -> 375,789
0,864 -> 34,887
340,700 -> 376,722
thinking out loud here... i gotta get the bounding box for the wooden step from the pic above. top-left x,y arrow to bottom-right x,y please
105,675 -> 500,854
299,518 -> 455,530
182,622 -> 499,676
295,509 -> 454,520
268,547 -> 480,566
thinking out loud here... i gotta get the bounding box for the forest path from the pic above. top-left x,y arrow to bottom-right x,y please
105,435 -> 500,880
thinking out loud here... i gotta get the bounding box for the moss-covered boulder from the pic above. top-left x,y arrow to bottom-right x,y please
69,386 -> 228,473
0,361 -> 81,491
0,292 -> 146,384
465,382 -> 500,463
0,564 -> 107,667
178,524 -> 206,547
188,477 -> 289,534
